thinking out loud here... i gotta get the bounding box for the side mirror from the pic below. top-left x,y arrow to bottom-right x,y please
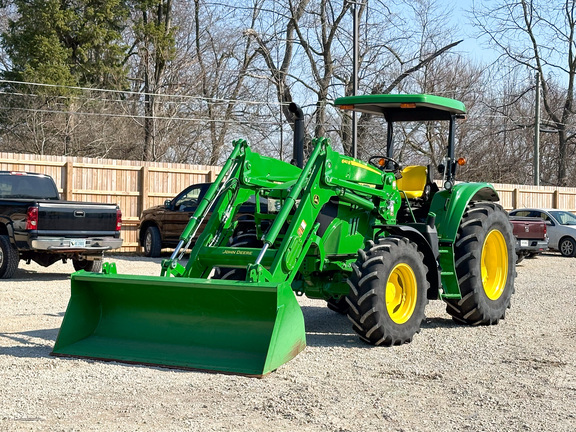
164,199 -> 171,208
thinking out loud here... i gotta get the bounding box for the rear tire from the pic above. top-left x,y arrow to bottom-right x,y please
143,226 -> 162,257
445,202 -> 515,325
346,236 -> 429,346
72,258 -> 102,273
558,236 -> 576,257
0,235 -> 19,279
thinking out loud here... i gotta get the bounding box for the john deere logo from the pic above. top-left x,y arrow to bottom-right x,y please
222,250 -> 254,255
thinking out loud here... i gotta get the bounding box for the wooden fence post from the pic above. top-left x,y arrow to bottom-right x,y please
553,190 -> 560,209
64,161 -> 74,200
140,166 -> 149,214
513,188 -> 520,210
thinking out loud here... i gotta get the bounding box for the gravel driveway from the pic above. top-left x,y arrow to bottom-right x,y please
1,253 -> 575,431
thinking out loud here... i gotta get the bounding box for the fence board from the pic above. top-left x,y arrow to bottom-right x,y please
3,151 -> 576,253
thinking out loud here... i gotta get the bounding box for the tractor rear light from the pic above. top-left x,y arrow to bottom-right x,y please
116,208 -> 122,231
400,103 -> 416,108
457,157 -> 467,166
338,104 -> 354,110
26,206 -> 39,230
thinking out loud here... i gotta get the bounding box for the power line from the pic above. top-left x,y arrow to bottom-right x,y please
0,105 -> 285,125
0,78 -> 298,107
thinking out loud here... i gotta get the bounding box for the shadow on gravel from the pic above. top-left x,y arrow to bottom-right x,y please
301,305 -> 462,347
0,328 -> 59,358
421,316 -> 460,329
301,305 -> 364,348
11,269 -> 72,281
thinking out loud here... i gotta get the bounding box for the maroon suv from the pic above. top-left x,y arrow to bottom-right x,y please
138,183 -> 265,257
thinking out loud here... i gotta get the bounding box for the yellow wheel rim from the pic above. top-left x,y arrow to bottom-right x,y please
385,263 -> 417,324
481,229 -> 508,300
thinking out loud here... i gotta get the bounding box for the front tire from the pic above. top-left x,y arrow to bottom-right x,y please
0,235 -> 19,279
346,236 -> 429,346
143,226 -> 162,257
326,296 -> 349,315
445,202 -> 515,325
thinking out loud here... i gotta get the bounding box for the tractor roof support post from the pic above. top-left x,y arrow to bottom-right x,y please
289,103 -> 304,168
386,120 -> 394,159
446,115 -> 456,185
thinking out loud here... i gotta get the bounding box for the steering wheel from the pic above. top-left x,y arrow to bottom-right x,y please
368,155 -> 401,172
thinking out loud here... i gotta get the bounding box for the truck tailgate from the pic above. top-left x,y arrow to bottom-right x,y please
37,202 -> 118,233
510,216 -> 546,240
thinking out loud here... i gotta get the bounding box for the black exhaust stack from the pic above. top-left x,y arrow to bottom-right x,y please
289,102 -> 304,168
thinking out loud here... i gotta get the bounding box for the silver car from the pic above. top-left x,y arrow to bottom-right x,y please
509,208 -> 576,257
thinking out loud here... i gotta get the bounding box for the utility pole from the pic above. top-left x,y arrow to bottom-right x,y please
534,72 -> 540,186
351,1 -> 359,159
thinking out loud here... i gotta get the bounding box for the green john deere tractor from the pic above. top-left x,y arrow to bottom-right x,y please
52,94 -> 516,376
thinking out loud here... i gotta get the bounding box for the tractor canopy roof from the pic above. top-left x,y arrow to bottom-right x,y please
334,94 -> 466,122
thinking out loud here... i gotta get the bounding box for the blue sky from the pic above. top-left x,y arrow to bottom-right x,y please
449,0 -> 499,64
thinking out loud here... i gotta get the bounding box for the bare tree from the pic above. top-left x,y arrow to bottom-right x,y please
471,0 -> 576,186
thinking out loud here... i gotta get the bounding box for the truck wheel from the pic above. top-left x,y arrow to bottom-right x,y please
558,236 -> 576,257
445,202 -> 515,325
72,259 -> 102,273
0,235 -> 19,279
213,232 -> 262,280
143,226 -> 162,257
346,236 -> 429,346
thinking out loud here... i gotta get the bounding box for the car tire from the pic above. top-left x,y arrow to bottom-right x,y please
558,236 -> 576,257
143,226 -> 162,257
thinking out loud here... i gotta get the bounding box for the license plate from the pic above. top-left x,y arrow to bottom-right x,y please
69,239 -> 86,248
520,240 -> 529,247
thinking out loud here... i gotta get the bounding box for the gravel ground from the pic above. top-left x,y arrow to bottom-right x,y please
1,253 -> 575,432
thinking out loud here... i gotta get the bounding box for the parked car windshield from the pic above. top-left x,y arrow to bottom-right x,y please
549,210 -> 576,225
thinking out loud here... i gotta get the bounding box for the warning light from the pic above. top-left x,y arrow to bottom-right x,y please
400,103 -> 416,108
338,104 -> 354,110
457,157 -> 467,166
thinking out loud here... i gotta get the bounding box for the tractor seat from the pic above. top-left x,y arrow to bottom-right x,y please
397,165 -> 427,199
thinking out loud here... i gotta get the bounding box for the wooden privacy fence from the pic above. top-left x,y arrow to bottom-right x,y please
2,151 -> 576,253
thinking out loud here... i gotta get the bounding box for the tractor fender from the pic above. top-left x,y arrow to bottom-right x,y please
379,225 -> 441,300
429,182 -> 499,243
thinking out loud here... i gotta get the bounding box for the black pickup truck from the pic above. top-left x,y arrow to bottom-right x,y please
0,171 -> 123,278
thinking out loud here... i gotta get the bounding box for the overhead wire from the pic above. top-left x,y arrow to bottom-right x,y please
0,78 -> 571,129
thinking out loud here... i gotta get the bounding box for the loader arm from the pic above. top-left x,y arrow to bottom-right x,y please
182,137 -> 400,285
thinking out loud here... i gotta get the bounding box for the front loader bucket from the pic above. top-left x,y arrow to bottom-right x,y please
51,272 -> 306,377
